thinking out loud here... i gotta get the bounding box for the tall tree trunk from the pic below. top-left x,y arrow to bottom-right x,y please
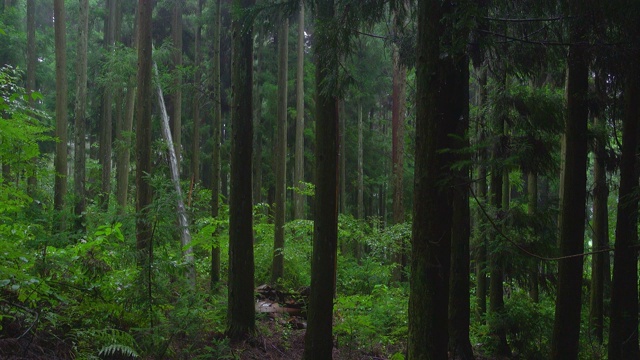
303,0 -> 338,358
489,76 -> 510,357
272,13 -> 288,284
339,100 -> 347,214
391,22 -> 406,225
210,0 -> 222,289
53,0 -> 68,231
293,1 -> 305,220
590,110 -> 607,343
550,1 -> 589,358
447,52 -> 473,360
528,172 -> 539,302
252,27 -> 263,205
227,0 -> 255,340
171,1 -> 183,173
135,0 -> 153,265
99,0 -> 117,210
191,0 -> 203,184
408,1 -> 468,358
357,103 -> 364,221
474,66 -> 488,320
608,45 -> 640,360
26,0 -> 37,195
391,11 -> 407,281
74,0 -> 89,231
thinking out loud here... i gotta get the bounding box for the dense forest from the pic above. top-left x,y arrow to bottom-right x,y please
0,0 -> 639,359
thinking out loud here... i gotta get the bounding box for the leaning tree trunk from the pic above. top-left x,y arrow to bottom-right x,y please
303,0 -> 339,358
153,61 -> 195,287
73,0 -> 89,231
272,13 -> 288,285
550,0 -> 589,358
53,0 -> 68,231
227,0 -> 256,341
293,1 -> 305,220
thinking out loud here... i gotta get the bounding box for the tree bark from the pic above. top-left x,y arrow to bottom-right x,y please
99,0 -> 117,210
447,52 -> 473,360
73,0 -> 89,231
293,1 -> 305,220
53,0 -> 68,231
171,1 -> 183,173
550,1 -> 589,358
589,108 -> 607,343
135,0 -> 153,263
191,0 -> 203,184
227,0 -> 255,340
357,103 -> 364,221
26,0 -> 37,194
408,1 -> 468,358
210,0 -> 222,290
303,0 -> 338,358
528,172 -> 539,303
272,13 -> 288,285
474,66 -> 488,320
339,100 -> 347,214
608,47 -> 640,360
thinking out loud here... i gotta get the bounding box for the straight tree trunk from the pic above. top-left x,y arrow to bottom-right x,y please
135,0 -> 153,264
293,1 -> 305,220
550,0 -> 589,357
99,0 -> 117,210
489,77 -> 510,357
53,0 -> 68,230
272,14 -> 288,285
191,0 -> 203,184
608,46 -> 640,360
474,66 -> 488,320
171,1 -> 183,173
528,172 -> 539,302
73,0 -> 89,231
339,101 -> 347,214
590,112 -> 607,343
227,0 -> 256,340
447,52 -> 473,360
391,24 -> 406,225
115,81 -> 136,213
408,1 -> 468,358
26,0 -> 37,194
210,0 -> 222,289
357,103 -> 364,221
303,0 -> 338,358
252,27 -> 263,205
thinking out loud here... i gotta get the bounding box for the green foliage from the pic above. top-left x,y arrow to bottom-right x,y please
334,284 -> 408,356
73,328 -> 139,360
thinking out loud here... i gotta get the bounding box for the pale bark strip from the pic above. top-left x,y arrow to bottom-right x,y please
153,60 -> 195,287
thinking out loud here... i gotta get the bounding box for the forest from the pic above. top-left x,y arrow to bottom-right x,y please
0,0 -> 639,359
